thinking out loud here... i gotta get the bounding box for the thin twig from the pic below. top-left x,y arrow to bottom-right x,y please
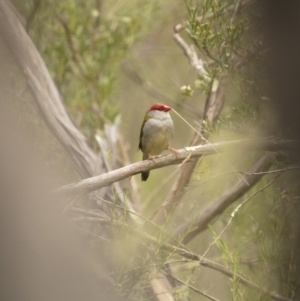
165,272 -> 220,301
56,15 -> 87,78
25,0 -> 42,32
168,247 -> 293,301
122,62 -> 174,104
197,0 -> 256,25
71,206 -> 110,220
173,155 -> 271,243
200,173 -> 281,260
196,166 -> 300,188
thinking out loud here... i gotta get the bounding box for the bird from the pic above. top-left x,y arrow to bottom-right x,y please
138,104 -> 177,181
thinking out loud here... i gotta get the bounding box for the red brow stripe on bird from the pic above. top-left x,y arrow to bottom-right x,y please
149,104 -> 171,112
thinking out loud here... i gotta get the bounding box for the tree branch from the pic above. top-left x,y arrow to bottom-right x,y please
56,138 -> 299,199
173,155 -> 271,243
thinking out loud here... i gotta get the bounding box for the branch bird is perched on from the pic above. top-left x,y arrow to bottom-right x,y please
138,104 -> 177,181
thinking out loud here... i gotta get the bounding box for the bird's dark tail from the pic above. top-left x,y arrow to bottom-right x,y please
141,171 -> 149,181
141,152 -> 150,181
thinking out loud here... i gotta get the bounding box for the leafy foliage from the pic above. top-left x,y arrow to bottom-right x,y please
14,0 -> 159,145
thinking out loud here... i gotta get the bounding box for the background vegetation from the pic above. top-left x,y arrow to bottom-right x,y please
4,0 -> 300,300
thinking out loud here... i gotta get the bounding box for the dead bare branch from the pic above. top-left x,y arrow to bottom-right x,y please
173,24 -> 208,79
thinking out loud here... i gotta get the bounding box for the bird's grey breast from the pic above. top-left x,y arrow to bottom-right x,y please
142,116 -> 174,155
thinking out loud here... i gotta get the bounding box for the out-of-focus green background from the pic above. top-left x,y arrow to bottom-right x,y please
8,1 -> 300,300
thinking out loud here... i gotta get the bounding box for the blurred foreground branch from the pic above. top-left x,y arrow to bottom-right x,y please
72,212 -> 293,301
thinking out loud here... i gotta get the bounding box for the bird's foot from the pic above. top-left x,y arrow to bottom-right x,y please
168,147 -> 179,157
149,155 -> 157,162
